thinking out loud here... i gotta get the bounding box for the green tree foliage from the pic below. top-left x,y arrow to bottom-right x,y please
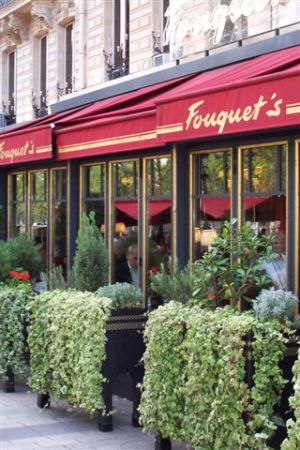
73,212 -> 108,292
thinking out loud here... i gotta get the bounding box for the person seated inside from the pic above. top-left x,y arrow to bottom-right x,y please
261,230 -> 286,290
115,243 -> 139,288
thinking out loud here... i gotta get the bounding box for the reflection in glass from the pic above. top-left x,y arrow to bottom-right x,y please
113,161 -> 139,287
83,164 -> 105,231
52,169 -> 67,272
30,171 -> 48,271
193,150 -> 231,260
241,144 -> 287,289
11,173 -> 26,236
146,157 -> 172,279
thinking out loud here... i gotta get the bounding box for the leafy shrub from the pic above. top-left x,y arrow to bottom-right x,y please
0,235 -> 42,281
252,288 -> 297,323
0,284 -> 32,377
96,282 -> 142,309
28,290 -> 111,414
192,219 -> 274,308
282,349 -> 300,450
139,302 -> 287,449
150,265 -> 195,305
0,240 -> 10,282
73,212 -> 108,292
47,265 -> 74,291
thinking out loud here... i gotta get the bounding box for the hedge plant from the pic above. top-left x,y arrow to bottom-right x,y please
28,290 -> 112,414
0,284 -> 32,378
139,302 -> 287,450
281,348 -> 300,450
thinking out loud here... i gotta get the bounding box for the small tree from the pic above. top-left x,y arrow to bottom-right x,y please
73,212 -> 108,292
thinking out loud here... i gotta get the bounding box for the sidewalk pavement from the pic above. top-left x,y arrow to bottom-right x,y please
1,381 -> 186,450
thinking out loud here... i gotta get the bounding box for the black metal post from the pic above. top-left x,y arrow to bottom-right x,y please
5,368 -> 15,393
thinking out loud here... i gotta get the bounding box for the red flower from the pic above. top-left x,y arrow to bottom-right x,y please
208,291 -> 217,300
149,266 -> 158,275
10,270 -> 30,280
20,272 -> 30,280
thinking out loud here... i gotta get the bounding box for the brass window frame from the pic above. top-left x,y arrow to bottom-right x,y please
237,140 -> 289,286
189,147 -> 233,263
109,157 -> 140,286
142,152 -> 174,296
49,167 -> 69,273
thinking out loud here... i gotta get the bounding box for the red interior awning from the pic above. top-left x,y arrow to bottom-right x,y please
115,199 -> 171,225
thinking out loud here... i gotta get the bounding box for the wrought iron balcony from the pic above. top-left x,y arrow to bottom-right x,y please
0,0 -> 16,8
1,99 -> 16,126
56,80 -> 75,101
103,46 -> 129,81
32,90 -> 48,118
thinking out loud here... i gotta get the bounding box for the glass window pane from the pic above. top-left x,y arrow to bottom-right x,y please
192,150 -> 231,261
113,160 -> 139,287
241,144 -> 287,290
52,169 -> 67,272
11,173 -> 26,236
30,171 -> 48,271
83,164 -> 106,230
114,161 -> 137,198
146,157 -> 172,280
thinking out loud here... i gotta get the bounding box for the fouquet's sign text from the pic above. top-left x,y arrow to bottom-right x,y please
0,126 -> 52,166
0,140 -> 36,163
185,93 -> 283,134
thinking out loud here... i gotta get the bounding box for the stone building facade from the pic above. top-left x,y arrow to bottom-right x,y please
1,0 -> 299,126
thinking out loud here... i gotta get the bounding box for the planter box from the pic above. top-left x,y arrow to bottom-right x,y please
37,307 -> 147,432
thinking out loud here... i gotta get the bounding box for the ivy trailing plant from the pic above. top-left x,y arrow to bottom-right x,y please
28,290 -> 112,414
73,212 -> 108,292
0,283 -> 32,378
139,302 -> 287,450
281,349 -> 300,450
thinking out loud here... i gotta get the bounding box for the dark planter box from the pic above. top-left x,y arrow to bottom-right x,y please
37,307 -> 147,432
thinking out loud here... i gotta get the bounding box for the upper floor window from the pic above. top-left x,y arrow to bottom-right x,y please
32,36 -> 48,118
65,23 -> 74,92
2,51 -> 16,126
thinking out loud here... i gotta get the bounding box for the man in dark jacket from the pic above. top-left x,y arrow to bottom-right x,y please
115,244 -> 139,287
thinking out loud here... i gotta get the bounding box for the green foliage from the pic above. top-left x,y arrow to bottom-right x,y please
252,288 -> 297,323
193,219 -> 274,308
150,265 -> 196,305
96,282 -> 142,308
139,302 -> 286,449
0,235 -> 42,281
47,265 -> 74,291
73,212 -> 108,292
28,290 -> 111,414
281,349 -> 300,450
0,284 -> 32,377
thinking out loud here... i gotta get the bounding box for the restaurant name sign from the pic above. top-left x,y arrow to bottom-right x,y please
0,126 -> 52,166
164,0 -> 287,50
185,93 -> 282,134
157,73 -> 300,141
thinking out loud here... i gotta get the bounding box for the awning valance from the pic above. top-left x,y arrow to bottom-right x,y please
0,125 -> 53,166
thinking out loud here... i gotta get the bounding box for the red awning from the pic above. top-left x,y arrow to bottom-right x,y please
115,199 -> 171,225
0,125 -> 52,166
156,46 -> 300,142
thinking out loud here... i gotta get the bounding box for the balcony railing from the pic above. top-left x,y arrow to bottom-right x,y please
0,0 -> 16,8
